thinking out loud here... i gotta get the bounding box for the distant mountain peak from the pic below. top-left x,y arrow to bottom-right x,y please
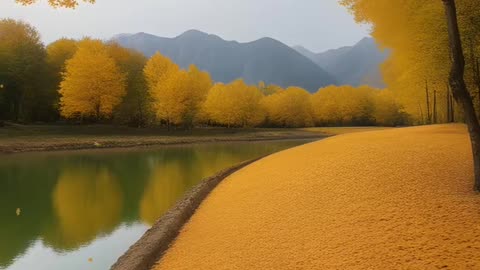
110,33 -> 133,40
179,29 -> 208,37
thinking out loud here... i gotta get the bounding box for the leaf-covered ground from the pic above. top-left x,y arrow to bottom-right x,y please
154,124 -> 479,269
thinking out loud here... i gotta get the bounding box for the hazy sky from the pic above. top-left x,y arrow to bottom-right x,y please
2,0 -> 370,52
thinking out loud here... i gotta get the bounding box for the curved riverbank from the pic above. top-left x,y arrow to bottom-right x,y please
0,125 -> 387,154
154,124 -> 480,269
110,158 -> 264,270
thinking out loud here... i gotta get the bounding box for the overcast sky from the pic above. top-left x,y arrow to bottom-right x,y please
2,0 -> 370,52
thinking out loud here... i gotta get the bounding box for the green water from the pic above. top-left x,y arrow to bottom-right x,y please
0,140 -> 312,270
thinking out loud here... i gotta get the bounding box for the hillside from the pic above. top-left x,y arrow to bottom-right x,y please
112,30 -> 337,92
294,37 -> 389,88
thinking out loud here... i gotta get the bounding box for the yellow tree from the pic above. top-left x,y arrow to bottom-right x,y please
144,52 -> 179,92
340,0 -> 480,124
185,65 -> 213,127
144,53 -> 193,127
46,38 -> 78,116
152,68 -> 190,127
262,86 -> 313,127
59,38 -> 126,120
372,89 -> 407,126
202,79 -> 265,127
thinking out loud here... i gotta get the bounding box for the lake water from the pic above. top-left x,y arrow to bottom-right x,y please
0,140 -> 313,270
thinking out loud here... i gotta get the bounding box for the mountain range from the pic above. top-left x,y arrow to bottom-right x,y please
293,38 -> 389,88
112,30 -> 388,92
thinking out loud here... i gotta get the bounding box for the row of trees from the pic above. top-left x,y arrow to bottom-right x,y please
0,19 -> 408,128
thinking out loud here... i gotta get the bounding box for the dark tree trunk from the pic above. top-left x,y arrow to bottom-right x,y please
426,80 -> 431,124
447,83 -> 456,122
418,102 -> 425,124
447,83 -> 451,122
433,89 -> 437,124
442,0 -> 480,191
451,92 -> 456,122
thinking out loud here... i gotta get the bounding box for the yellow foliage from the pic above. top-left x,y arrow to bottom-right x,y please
59,38 -> 126,119
48,168 -> 123,250
312,85 -> 374,125
16,0 -> 95,8
340,0 -> 480,123
143,52 -> 179,92
185,65 -> 213,125
152,68 -> 190,125
144,56 -> 212,126
312,85 -> 406,126
373,89 -> 407,126
202,79 -> 265,127
262,86 -> 314,127
139,163 -> 186,225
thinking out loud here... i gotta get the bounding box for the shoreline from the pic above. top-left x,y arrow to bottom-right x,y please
0,134 -> 327,155
110,158 -> 265,270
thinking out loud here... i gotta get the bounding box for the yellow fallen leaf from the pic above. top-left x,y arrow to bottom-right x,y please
16,208 -> 21,216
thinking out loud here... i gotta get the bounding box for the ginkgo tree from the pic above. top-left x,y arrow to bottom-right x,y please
59,38 -> 126,120
202,79 -> 265,128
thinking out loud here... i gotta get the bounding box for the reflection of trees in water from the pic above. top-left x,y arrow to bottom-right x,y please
0,140 -> 305,267
138,143 -> 295,225
42,167 -> 123,251
140,162 -> 187,225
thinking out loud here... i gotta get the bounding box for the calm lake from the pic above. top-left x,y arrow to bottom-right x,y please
0,140 -> 313,270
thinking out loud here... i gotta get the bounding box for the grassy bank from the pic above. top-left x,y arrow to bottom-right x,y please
154,124 -> 478,269
0,124 -> 387,154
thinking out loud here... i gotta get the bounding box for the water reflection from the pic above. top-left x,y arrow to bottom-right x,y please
140,162 -> 186,225
45,167 -> 123,251
0,140 -> 312,270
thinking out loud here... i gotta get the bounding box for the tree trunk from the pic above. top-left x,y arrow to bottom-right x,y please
426,80 -> 431,124
442,0 -> 480,191
447,83 -> 451,122
418,102 -> 424,124
433,89 -> 437,124
447,83 -> 456,122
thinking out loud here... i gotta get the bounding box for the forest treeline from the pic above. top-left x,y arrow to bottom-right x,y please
0,19 -> 408,128
341,0 -> 480,125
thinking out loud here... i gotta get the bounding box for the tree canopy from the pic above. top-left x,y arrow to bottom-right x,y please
59,39 -> 126,119
15,0 -> 95,8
